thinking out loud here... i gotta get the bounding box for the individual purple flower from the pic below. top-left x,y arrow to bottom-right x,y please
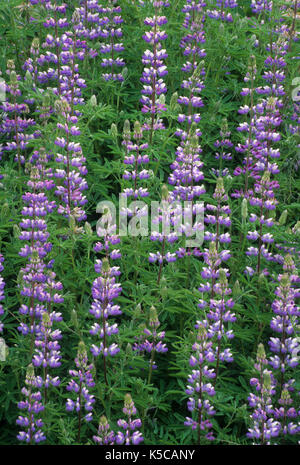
115,394 -> 144,445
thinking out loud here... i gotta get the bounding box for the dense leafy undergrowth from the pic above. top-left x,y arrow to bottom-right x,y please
0,0 -> 299,446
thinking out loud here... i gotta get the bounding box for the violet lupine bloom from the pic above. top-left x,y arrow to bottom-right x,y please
247,344 -> 280,444
89,257 -> 122,385
184,323 -> 216,444
18,164 -> 64,339
203,177 -> 232,250
244,170 -> 279,276
177,1 -> 206,140
212,118 -> 233,178
73,2 -> 102,61
93,415 -> 115,445
235,33 -> 286,200
169,124 -> 205,202
207,0 -> 238,22
121,120 -> 150,218
0,69 -> 37,171
233,55 -> 258,196
149,185 -> 177,279
32,312 -> 62,393
235,36 -> 287,228
133,306 -> 168,380
115,394 -> 144,445
140,1 -> 169,140
268,262 -> 299,398
27,1 -> 69,97
66,341 -> 95,437
97,1 -> 125,82
0,255 -> 5,333
167,127 -> 206,260
251,1 -> 273,14
26,4 -> 87,104
22,38 -> 40,88
16,364 -> 46,444
201,268 -> 236,381
273,389 -> 300,437
53,98 -> 88,222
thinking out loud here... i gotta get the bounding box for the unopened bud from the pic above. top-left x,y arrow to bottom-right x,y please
0,338 -> 8,362
124,393 -> 133,407
197,324 -> 207,341
42,312 -> 52,328
72,9 -> 81,24
134,121 -> 142,139
32,38 -> 40,49
133,303 -> 142,318
78,341 -> 87,359
126,343 -> 132,356
10,71 -> 17,85
257,343 -> 266,362
70,308 -> 78,327
283,254 -> 295,272
161,184 -> 169,201
25,70 -> 32,83
122,67 -> 128,80
292,221 -> 300,235
263,371 -> 271,390
170,92 -> 178,111
219,268 -> 228,286
233,280 -> 241,296
84,222 -> 93,236
90,95 -> 97,106
149,306 -> 159,328
102,257 -> 110,273
111,123 -> 118,139
278,209 -> 288,226
280,273 -> 290,288
241,198 -> 248,220
13,224 -> 21,238
26,363 -> 35,381
123,119 -> 131,138
99,415 -> 109,427
7,60 -> 15,70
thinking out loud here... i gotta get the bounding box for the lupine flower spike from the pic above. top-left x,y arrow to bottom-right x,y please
66,341 -> 95,442
116,394 -> 144,445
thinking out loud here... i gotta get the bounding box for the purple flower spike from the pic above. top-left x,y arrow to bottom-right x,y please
16,364 -> 46,444
66,341 -> 95,442
184,323 -> 216,444
115,394 -> 144,445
